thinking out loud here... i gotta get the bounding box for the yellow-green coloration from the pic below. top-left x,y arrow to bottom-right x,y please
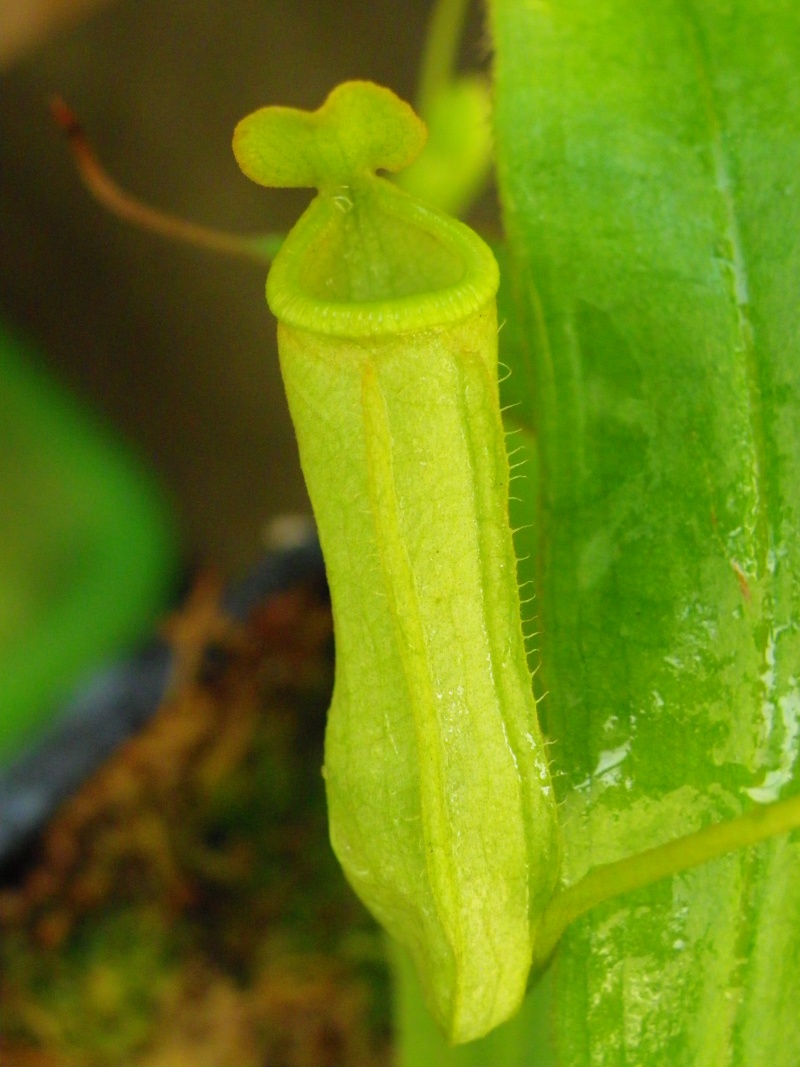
395,76 -> 493,217
234,81 -> 560,1044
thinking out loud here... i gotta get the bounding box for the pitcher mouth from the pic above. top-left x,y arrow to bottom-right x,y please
266,179 -> 499,340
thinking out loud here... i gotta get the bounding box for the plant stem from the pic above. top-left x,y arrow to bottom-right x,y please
533,791 -> 800,970
417,0 -> 472,116
390,936 -> 558,1066
50,96 -> 281,264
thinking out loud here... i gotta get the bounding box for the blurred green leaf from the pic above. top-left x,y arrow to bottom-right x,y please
396,76 -> 493,217
490,1 -> 800,1063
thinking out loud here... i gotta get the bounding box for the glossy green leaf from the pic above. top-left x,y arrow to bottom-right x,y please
490,1 -> 800,1063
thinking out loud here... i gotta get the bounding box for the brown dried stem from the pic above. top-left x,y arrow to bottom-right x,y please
50,96 -> 280,264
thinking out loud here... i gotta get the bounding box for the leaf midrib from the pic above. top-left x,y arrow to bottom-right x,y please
677,5 -> 777,1064
679,0 -> 770,581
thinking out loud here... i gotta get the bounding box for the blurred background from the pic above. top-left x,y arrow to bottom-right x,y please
1,0 -> 490,574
